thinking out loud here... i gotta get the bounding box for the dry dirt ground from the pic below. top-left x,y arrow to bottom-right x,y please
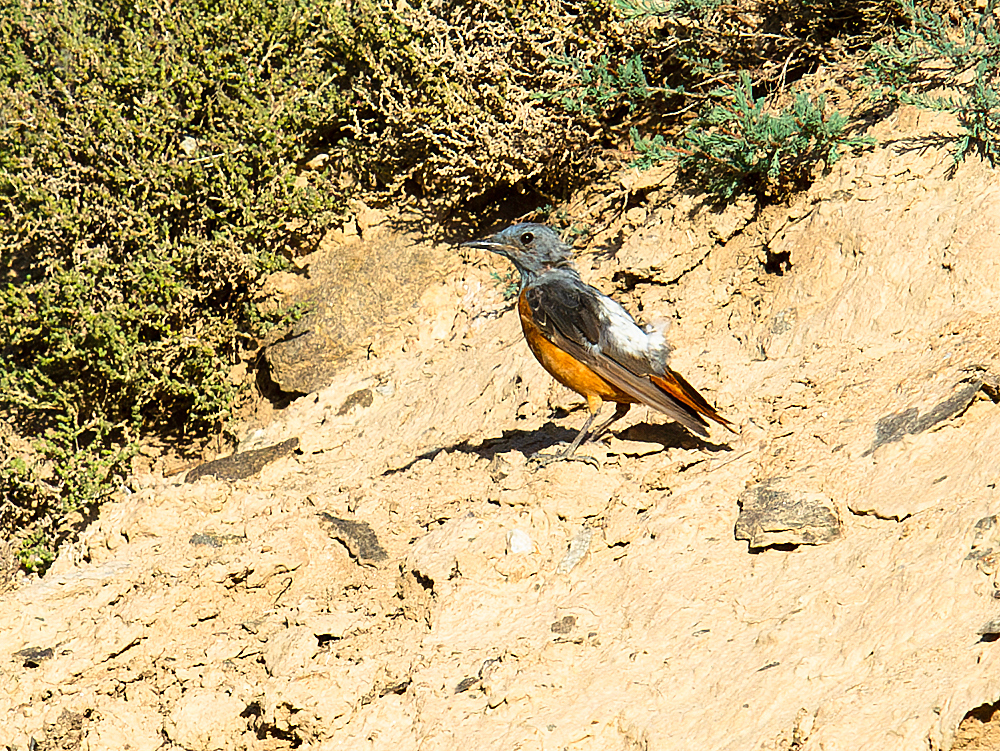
4,106 -> 1000,751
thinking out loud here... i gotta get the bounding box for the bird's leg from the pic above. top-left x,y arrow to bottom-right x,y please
532,396 -> 603,468
589,402 -> 631,442
559,404 -> 600,458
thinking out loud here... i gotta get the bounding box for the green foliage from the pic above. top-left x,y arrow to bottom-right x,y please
629,130 -> 675,170
18,529 -> 56,574
611,0 -> 883,98
632,73 -> 873,200
562,224 -> 593,242
490,270 -> 520,301
0,0 -> 351,564
538,1 -> 888,203
536,54 -> 656,117
865,0 -> 1000,165
614,0 -> 722,20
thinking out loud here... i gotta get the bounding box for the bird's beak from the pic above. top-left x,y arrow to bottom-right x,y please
459,236 -> 506,253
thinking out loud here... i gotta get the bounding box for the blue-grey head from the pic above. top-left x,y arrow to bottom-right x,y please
461,223 -> 576,287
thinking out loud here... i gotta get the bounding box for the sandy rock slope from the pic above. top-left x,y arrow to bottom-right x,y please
4,108 -> 1000,751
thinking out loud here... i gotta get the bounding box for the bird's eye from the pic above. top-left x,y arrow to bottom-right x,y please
520,232 -> 534,245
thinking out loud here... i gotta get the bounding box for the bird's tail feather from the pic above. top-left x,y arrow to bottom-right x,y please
650,371 -> 735,432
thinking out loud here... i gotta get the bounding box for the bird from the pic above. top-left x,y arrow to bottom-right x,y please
462,222 -> 733,463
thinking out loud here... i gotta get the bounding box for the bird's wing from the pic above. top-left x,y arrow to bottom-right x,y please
523,275 -> 604,352
524,276 -> 715,436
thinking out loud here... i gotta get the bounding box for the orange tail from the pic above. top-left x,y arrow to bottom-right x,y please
649,370 -> 735,432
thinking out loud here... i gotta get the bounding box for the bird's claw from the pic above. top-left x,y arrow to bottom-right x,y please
529,450 -> 600,469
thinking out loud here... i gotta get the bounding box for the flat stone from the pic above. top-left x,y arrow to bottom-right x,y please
865,377 -> 984,455
262,230 -> 449,395
185,437 -> 299,483
317,513 -> 388,564
735,479 -> 842,550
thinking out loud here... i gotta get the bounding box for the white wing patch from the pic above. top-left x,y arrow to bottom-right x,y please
595,296 -> 672,369
643,318 -> 673,368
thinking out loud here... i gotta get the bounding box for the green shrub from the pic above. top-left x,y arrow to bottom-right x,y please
608,0 -> 888,98
535,54 -> 656,117
631,72 -> 873,199
537,2 -> 884,202
0,0 -> 350,562
337,1 -> 625,208
614,0 -> 723,19
865,0 -> 1000,165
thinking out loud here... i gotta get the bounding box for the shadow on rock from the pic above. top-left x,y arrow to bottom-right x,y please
384,419 -> 730,476
617,421 -> 734,453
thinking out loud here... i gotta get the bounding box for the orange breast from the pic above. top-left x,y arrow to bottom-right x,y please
517,293 -> 635,404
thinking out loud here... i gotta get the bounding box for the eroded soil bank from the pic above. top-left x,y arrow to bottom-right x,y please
4,107 -> 1000,751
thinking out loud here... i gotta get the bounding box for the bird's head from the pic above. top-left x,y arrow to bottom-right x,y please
461,223 -> 575,286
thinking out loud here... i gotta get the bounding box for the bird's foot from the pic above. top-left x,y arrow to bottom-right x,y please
529,447 -> 600,469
